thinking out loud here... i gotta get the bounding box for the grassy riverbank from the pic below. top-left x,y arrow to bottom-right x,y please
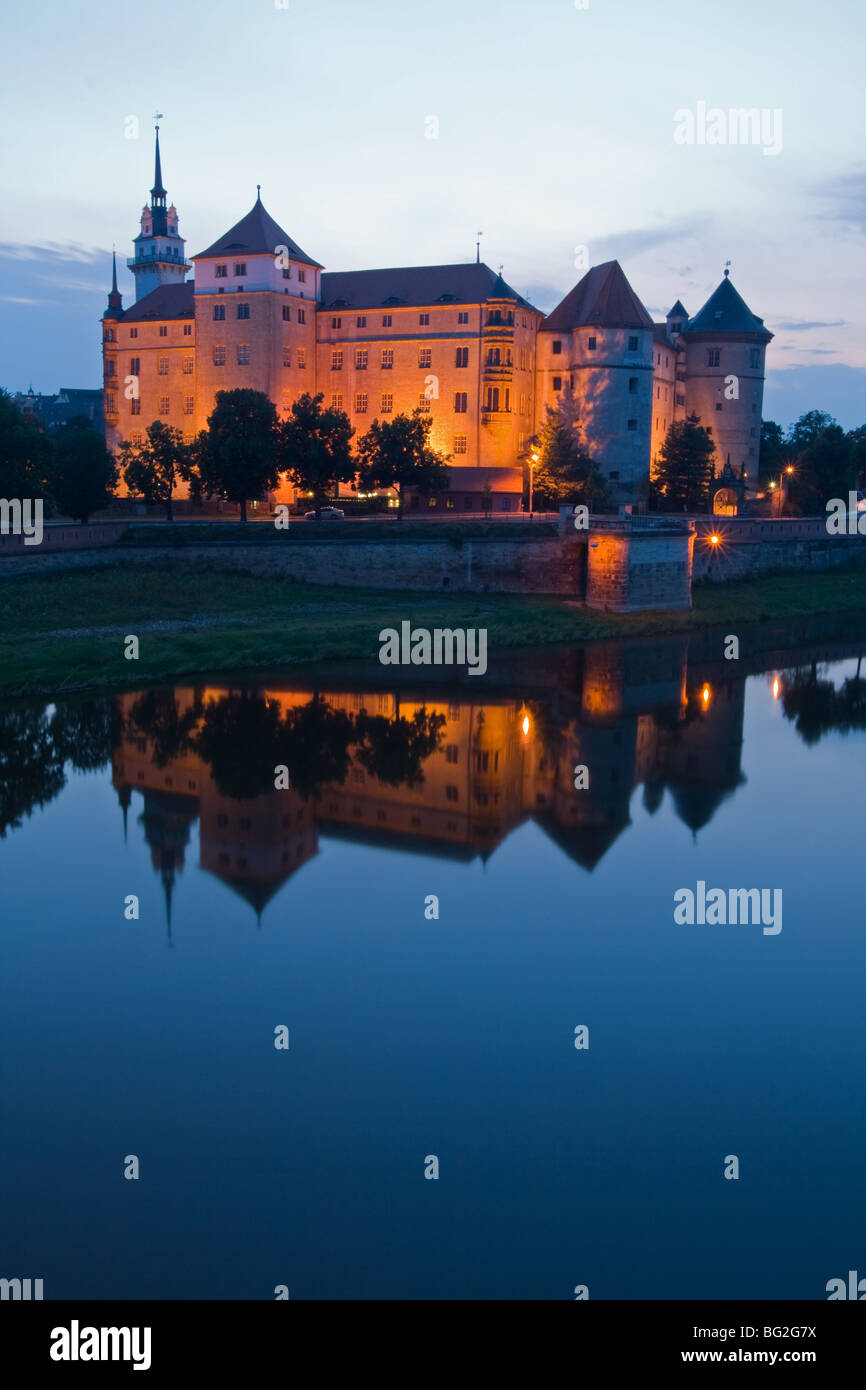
2,563 -> 866,697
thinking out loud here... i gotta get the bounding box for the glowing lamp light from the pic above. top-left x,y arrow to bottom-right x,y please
769,480 -> 776,489
522,714 -> 530,736
701,684 -> 711,705
772,677 -> 780,699
786,466 -> 794,475
709,534 -> 720,545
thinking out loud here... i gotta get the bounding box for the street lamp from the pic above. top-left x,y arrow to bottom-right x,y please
529,452 -> 538,516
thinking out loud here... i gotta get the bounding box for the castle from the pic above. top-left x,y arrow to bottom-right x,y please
102,132 -> 773,513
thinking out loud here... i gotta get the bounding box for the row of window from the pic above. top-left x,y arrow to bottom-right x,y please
552,334 -> 641,355
321,389 -> 527,416
329,311 -> 473,330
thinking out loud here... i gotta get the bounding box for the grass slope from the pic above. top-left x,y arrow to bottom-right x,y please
1,563 -> 865,697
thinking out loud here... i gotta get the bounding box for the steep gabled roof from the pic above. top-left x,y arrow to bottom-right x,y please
667,299 -> 688,319
192,194 -> 322,267
119,282 -> 194,322
684,275 -> 772,339
542,260 -> 654,333
320,262 -> 539,312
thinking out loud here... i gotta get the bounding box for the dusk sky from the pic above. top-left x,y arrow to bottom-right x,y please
1,0 -> 864,427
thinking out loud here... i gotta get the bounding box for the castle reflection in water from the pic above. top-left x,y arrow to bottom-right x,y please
111,637 -> 758,924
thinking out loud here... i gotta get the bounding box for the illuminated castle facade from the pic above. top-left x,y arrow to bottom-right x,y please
102,133 -> 773,511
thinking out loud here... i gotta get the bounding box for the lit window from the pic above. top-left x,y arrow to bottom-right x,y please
454,434 -> 467,454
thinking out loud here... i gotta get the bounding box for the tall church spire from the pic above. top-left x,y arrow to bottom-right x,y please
152,125 -> 166,201
127,125 -> 190,303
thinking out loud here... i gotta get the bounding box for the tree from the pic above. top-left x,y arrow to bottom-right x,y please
0,389 -> 51,499
654,413 -> 716,511
846,424 -> 866,492
278,392 -> 355,518
118,421 -> 192,522
357,409 -> 450,519
759,419 -> 787,480
787,424 -> 854,515
788,410 -> 837,455
532,384 -> 609,508
197,389 -> 280,522
47,417 -> 118,523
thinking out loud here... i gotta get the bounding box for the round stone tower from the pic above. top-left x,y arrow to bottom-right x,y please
680,271 -> 772,493
537,261 -> 655,505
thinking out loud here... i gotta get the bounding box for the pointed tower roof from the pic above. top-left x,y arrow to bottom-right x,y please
667,299 -> 688,319
542,260 -> 654,332
192,191 -> 323,267
151,127 -> 166,198
684,274 -> 772,340
103,250 -> 123,318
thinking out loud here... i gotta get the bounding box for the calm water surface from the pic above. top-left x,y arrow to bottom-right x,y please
2,627 -> 865,1299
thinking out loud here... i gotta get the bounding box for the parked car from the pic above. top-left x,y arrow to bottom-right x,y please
304,507 -> 345,521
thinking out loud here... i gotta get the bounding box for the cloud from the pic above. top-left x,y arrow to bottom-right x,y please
811,166 -> 866,234
0,241 -> 104,264
590,218 -> 705,265
775,319 -> 845,331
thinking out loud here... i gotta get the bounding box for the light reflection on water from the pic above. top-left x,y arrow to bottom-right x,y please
1,627 -> 865,1299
